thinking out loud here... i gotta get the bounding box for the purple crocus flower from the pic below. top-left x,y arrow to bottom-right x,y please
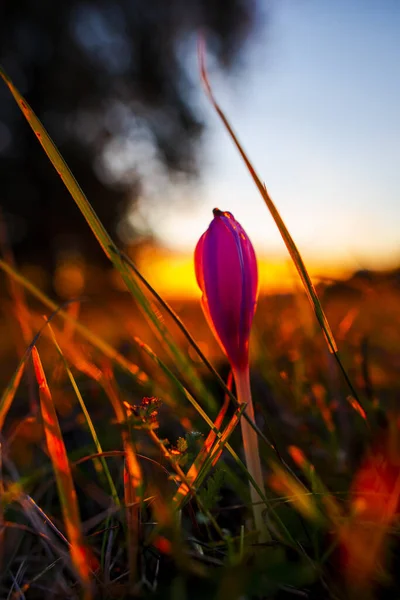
195,208 -> 258,372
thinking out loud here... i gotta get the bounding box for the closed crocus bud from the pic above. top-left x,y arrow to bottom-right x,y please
195,209 -> 268,542
194,208 -> 258,371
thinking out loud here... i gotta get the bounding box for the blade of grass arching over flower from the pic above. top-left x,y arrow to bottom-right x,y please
198,39 -> 364,412
46,323 -> 119,506
0,258 -> 146,383
31,346 -> 91,597
0,67 -> 215,413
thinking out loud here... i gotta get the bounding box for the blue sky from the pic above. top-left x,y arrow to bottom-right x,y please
135,0 -> 400,271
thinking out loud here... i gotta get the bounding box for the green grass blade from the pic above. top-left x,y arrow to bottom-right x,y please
46,323 -> 120,506
0,67 -> 216,413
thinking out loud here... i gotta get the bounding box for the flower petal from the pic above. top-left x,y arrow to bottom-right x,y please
195,210 -> 258,370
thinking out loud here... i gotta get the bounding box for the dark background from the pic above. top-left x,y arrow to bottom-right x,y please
0,0 -> 260,270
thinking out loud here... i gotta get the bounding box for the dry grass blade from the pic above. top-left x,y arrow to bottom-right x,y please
31,346 -> 92,598
0,359 -> 26,432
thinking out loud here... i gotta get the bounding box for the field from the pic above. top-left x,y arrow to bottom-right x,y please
1,61 -> 400,600
1,258 -> 400,599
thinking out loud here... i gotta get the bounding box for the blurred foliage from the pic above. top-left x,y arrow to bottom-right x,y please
0,0 -> 257,267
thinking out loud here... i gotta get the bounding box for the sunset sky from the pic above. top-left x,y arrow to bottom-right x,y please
134,0 -> 400,281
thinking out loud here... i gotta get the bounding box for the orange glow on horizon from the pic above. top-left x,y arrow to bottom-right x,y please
133,245 -> 354,300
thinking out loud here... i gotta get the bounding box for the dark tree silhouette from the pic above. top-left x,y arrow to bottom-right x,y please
0,0 -> 257,268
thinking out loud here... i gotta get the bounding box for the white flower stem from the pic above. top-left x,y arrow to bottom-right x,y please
233,366 -> 270,542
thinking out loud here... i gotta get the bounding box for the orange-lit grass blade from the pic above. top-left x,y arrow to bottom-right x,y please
31,346 -> 92,597
186,402 -> 248,508
198,38 -> 365,413
173,373 -> 232,507
0,357 -> 26,432
147,427 -> 224,542
46,323 -> 119,506
0,257 -> 146,383
183,401 -> 250,503
123,451 -> 140,593
347,395 -> 367,421
61,352 -> 142,585
269,462 -> 323,524
0,308 -> 71,433
100,363 -> 142,590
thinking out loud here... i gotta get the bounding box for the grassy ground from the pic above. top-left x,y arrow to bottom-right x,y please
1,57 -> 400,599
1,267 -> 400,599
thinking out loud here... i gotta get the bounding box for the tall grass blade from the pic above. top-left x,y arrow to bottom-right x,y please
31,346 -> 92,597
198,39 -> 364,411
0,359 -> 26,432
173,379 -> 231,507
0,67 -> 216,412
46,323 -> 119,506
